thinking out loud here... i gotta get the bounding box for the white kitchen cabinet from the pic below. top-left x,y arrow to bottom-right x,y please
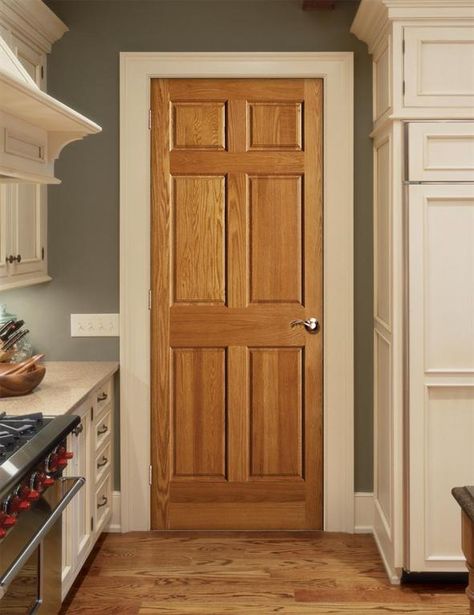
0,5 -> 52,291
404,26 -> 474,110
352,0 -> 474,582
408,183 -> 474,573
62,376 -> 115,600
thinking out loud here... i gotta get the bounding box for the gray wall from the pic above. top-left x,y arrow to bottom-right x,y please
2,0 -> 374,492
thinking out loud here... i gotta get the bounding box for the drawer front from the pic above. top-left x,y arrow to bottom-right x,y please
95,440 -> 112,485
95,406 -> 112,451
95,474 -> 112,534
94,378 -> 113,413
404,26 -> 474,111
408,122 -> 474,182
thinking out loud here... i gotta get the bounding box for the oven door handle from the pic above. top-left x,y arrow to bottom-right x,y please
0,476 -> 85,599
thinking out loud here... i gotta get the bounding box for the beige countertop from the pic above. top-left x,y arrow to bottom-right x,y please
0,361 -> 118,417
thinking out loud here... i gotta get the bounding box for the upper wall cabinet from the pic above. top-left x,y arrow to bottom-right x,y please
0,0 -> 100,290
404,26 -> 474,110
351,0 -> 474,123
0,0 -> 101,184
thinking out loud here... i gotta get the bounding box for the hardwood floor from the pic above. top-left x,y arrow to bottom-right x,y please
61,532 -> 467,614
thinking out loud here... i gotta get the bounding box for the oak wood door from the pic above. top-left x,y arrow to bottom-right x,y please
151,78 -> 323,530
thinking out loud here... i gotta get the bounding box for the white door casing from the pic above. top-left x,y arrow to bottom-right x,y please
119,52 -> 354,532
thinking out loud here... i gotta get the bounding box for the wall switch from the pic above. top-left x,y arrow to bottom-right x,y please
71,314 -> 119,337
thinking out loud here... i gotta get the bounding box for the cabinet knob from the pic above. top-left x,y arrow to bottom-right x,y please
97,392 -> 108,402
97,495 -> 108,509
5,254 -> 21,264
97,424 -> 108,436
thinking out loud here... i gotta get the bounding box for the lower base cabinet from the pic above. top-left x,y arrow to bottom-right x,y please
62,377 -> 114,600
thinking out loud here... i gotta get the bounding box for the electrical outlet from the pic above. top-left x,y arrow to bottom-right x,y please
71,314 -> 119,337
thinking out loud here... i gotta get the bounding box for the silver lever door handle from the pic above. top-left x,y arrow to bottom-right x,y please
290,317 -> 320,334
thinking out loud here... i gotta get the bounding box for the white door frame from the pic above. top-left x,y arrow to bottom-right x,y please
119,52 -> 354,532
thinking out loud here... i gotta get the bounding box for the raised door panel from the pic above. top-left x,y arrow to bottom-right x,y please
409,183 -> 474,572
172,348 -> 227,480
249,175 -> 303,304
408,122 -> 474,182
248,103 -> 302,151
172,176 -> 226,304
71,407 -> 92,566
404,27 -> 474,109
11,35 -> 45,89
172,102 -> 226,150
10,184 -> 46,279
374,133 -> 391,330
0,186 -> 10,281
249,348 -> 303,479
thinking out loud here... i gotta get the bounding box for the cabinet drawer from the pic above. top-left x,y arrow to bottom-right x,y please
95,474 -> 112,534
95,406 -> 112,451
95,440 -> 112,485
94,378 -> 113,413
408,123 -> 474,182
404,26 -> 474,110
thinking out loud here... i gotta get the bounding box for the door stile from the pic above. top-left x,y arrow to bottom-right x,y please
151,79 -> 171,530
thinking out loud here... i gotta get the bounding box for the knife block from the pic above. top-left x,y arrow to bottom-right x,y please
0,364 -> 46,398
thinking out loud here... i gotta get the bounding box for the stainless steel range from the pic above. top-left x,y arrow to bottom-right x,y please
0,412 -> 84,614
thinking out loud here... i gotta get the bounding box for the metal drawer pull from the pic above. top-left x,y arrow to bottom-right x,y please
6,254 -> 21,264
97,392 -> 108,402
97,424 -> 108,436
290,317 -> 319,334
73,423 -> 84,437
97,495 -> 108,509
97,456 -> 108,469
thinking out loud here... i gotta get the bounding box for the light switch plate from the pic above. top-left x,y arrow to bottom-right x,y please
71,314 -> 119,337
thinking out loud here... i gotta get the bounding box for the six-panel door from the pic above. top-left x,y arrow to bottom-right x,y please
151,79 -> 323,530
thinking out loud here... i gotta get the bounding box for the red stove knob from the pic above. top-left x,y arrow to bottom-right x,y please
30,472 -> 45,493
27,489 -> 40,501
59,448 -> 73,460
43,475 -> 55,487
7,495 -> 30,514
0,512 -> 16,528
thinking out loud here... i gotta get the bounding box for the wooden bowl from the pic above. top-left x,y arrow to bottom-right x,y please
0,364 -> 46,398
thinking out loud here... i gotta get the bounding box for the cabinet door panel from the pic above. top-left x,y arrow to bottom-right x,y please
408,183 -> 474,572
0,186 -> 10,281
10,184 -> 46,278
71,408 -> 92,565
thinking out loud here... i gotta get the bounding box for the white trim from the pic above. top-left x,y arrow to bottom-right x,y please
119,52 -> 354,533
355,492 -> 375,534
354,492 -> 401,584
106,491 -> 121,533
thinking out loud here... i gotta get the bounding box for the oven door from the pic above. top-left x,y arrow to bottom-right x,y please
0,477 -> 85,614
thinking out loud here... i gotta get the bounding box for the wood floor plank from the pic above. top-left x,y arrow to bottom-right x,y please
61,532 -> 468,615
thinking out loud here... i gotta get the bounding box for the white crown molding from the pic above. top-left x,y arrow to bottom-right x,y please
352,0 -> 474,51
0,0 -> 68,53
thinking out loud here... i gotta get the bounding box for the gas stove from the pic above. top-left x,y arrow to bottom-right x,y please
0,411 -> 83,613
0,412 -> 80,530
0,412 -> 51,463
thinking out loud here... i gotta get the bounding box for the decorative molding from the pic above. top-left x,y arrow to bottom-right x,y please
351,0 -> 474,54
106,491 -> 121,533
120,51 -> 354,533
0,0 -> 67,53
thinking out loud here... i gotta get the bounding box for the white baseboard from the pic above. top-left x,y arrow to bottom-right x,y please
106,491 -> 121,532
107,491 -> 373,535
354,492 -> 374,534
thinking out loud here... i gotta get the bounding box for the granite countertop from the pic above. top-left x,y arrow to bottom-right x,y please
452,486 -> 474,524
0,361 -> 118,417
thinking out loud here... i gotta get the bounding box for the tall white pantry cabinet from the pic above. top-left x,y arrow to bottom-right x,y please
352,0 -> 474,581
